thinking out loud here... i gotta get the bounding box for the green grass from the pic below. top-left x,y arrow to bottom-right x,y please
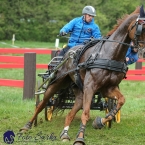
0,40 -> 66,48
0,81 -> 145,145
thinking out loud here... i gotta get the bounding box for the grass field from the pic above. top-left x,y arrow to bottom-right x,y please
0,40 -> 65,49
0,41 -> 145,145
0,81 -> 145,145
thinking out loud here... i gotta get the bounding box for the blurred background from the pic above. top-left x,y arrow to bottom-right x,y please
0,0 -> 144,43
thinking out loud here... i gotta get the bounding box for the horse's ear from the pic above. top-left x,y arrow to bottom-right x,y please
140,5 -> 145,18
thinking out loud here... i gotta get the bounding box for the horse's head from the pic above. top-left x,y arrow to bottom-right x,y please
128,5 -> 145,57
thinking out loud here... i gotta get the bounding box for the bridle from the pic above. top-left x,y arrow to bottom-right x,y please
128,17 -> 145,48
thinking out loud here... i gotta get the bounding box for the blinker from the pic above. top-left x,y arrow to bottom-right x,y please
136,24 -> 143,35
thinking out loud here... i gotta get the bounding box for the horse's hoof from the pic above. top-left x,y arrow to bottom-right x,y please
60,130 -> 70,141
62,138 -> 70,142
19,129 -> 27,133
60,134 -> 70,142
92,116 -> 105,129
73,138 -> 86,145
19,121 -> 32,133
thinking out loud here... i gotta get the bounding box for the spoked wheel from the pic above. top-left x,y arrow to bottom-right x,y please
34,81 -> 41,127
45,105 -> 54,121
115,108 -> 121,123
45,96 -> 55,121
105,98 -> 121,128
105,98 -> 114,128
113,100 -> 121,123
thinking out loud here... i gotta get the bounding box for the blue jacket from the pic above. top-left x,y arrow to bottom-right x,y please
60,16 -> 101,48
126,47 -> 138,65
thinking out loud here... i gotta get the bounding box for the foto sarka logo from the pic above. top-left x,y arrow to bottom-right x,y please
3,130 -> 15,144
3,130 -> 57,144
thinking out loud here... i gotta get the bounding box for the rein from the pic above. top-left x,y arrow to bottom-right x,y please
62,35 -> 145,48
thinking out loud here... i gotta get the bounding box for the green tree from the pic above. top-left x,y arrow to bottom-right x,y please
0,0 -> 144,41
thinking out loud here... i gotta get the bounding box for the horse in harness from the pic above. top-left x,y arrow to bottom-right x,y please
20,6 -> 145,145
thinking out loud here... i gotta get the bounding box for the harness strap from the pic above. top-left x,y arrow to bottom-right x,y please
73,38 -> 107,91
74,39 -> 101,65
79,59 -> 128,74
105,106 -> 119,119
74,71 -> 83,91
76,123 -> 86,138
60,130 -> 68,138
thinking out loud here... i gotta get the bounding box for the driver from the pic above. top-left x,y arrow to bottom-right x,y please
59,5 -> 102,56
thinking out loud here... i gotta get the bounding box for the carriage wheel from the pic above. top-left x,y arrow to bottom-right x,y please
45,97 -> 55,121
105,108 -> 110,128
105,98 -> 114,128
34,81 -> 41,127
45,106 -> 54,121
115,109 -> 121,123
105,98 -> 121,128
113,100 -> 121,123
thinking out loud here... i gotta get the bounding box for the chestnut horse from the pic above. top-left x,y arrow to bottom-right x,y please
20,6 -> 145,145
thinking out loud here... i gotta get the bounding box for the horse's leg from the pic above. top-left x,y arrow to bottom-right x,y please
92,86 -> 125,129
60,87 -> 83,142
73,71 -> 95,145
20,79 -> 66,132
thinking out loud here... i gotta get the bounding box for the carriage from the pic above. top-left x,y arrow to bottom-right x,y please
34,50 -> 121,128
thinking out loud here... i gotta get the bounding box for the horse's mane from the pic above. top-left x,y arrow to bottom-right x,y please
106,6 -> 140,36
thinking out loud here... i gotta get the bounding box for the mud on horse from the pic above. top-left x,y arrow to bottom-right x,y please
20,5 -> 145,145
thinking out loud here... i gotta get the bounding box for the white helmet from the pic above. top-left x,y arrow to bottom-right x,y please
82,6 -> 96,16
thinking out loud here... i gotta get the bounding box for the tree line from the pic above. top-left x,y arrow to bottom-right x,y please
0,0 -> 144,42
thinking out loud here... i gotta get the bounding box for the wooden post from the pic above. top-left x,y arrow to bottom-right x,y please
23,53 -> 36,100
12,34 -> 15,45
135,62 -> 142,69
55,38 -> 59,49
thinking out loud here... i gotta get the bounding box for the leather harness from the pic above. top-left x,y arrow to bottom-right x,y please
73,38 -> 128,91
